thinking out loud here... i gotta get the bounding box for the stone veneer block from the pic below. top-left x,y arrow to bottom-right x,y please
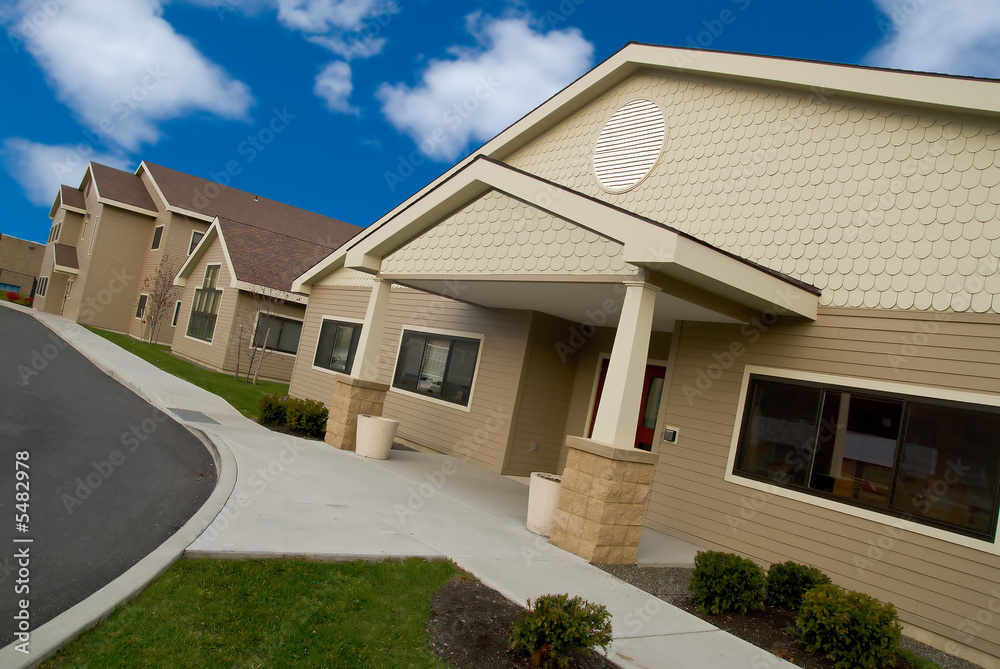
324,374 -> 390,451
551,436 -> 658,565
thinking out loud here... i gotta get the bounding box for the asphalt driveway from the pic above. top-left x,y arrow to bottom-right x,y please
0,308 -> 216,647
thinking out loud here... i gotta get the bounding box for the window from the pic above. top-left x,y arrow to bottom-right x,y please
188,230 -> 205,255
171,301 -> 182,327
313,319 -> 363,373
734,375 -> 1000,539
135,294 -> 148,319
392,330 -> 480,407
187,265 -> 222,342
253,314 -> 302,355
47,222 -> 61,243
37,277 -> 48,297
151,225 -> 164,250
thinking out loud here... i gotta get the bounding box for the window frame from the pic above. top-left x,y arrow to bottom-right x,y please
37,276 -> 49,297
188,230 -> 205,255
135,293 -> 148,320
185,264 -> 223,344
311,315 -> 364,375
726,366 -> 1000,552
389,325 -> 484,412
150,225 -> 164,250
253,312 -> 303,356
171,300 -> 182,327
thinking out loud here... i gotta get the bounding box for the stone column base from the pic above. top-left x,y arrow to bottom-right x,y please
550,436 -> 658,564
324,375 -> 390,451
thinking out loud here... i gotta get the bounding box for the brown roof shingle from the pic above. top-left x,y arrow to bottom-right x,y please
217,218 -> 338,292
60,185 -> 85,210
53,243 -> 79,270
89,163 -> 157,212
141,161 -> 360,250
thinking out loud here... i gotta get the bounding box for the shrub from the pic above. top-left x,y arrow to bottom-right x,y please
689,551 -> 766,614
5,291 -> 19,302
508,593 -> 613,669
258,393 -> 288,426
285,397 -> 328,438
766,561 -> 831,610
22,296 -> 32,307
796,584 -> 902,669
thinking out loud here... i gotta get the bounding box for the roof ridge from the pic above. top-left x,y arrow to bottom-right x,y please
217,215 -> 344,248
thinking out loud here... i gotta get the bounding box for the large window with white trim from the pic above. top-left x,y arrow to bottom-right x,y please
734,375 -> 1000,540
392,330 -> 480,407
187,265 -> 221,342
313,318 -> 362,374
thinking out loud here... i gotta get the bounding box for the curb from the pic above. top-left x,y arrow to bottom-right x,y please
0,303 -> 238,668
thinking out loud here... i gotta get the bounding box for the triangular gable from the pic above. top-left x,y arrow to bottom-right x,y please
380,189 -> 637,278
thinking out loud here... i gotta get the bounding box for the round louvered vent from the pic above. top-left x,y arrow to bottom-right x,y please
593,99 -> 665,192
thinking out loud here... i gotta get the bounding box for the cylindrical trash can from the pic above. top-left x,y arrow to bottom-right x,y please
356,415 -> 399,460
526,472 -> 562,537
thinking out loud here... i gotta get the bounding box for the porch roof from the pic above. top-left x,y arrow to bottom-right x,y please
294,157 -> 819,324
52,243 -> 79,275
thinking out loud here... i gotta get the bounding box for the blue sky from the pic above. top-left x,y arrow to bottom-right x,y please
2,0 -> 998,243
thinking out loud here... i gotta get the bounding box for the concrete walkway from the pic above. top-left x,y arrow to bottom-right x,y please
4,306 -> 795,669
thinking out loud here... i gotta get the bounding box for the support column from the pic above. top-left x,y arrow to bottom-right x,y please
324,278 -> 392,451
590,281 -> 659,448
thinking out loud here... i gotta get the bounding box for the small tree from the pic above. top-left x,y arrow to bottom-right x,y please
141,255 -> 179,344
232,279 -> 288,384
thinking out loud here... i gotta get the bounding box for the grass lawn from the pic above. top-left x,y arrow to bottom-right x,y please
42,558 -> 456,669
86,327 -> 288,419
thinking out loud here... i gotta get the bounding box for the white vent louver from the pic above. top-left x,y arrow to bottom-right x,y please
593,99 -> 665,192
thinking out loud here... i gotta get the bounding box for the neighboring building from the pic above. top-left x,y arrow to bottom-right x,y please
0,233 -> 44,296
35,161 -> 358,357
172,212 -> 360,382
288,45 -> 1000,666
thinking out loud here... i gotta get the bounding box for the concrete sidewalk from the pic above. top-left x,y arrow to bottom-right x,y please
9,307 -> 795,669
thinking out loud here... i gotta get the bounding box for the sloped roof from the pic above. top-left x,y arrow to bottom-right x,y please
89,163 -> 157,212
140,161 -> 360,248
217,217 -> 341,292
60,185 -> 85,210
53,243 -> 79,271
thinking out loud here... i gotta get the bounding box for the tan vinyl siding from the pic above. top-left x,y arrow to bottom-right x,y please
290,284 -> 531,472
34,244 -> 56,313
68,205 -> 152,332
647,307 -> 1000,659
504,312 -> 579,476
170,240 -> 235,372
222,291 -> 304,382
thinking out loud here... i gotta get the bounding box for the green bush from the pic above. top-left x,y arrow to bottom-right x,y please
766,561 -> 831,610
285,397 -> 328,438
796,584 -> 902,669
258,393 -> 287,425
689,551 -> 766,614
508,593 -> 613,669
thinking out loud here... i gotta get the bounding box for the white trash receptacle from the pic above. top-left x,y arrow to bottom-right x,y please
356,415 -> 399,460
526,472 -> 563,537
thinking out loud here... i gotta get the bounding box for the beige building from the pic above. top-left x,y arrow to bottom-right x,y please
288,45 -> 1000,666
0,233 -> 44,296
172,213 -> 360,382
35,161 -> 358,377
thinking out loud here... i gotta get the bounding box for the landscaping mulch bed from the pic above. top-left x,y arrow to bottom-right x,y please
427,575 -> 618,669
596,564 -> 981,669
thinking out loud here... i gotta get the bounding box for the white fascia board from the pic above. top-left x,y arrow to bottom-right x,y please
52,264 -> 79,276
97,197 -> 157,217
166,205 -> 214,222
173,218 -> 222,287
234,281 -> 307,305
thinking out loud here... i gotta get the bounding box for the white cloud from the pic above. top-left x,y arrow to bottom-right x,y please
314,61 -> 359,114
3,0 -> 253,152
866,0 -> 1000,78
376,14 -> 594,162
275,0 -> 382,33
2,138 -> 130,206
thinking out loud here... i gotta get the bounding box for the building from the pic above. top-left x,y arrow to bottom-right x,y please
0,233 -> 44,296
171,212 -> 360,382
35,162 -> 358,370
287,45 -> 1000,666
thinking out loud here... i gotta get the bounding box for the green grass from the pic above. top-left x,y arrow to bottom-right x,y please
43,558 -> 455,669
86,327 -> 288,419
899,649 -> 946,669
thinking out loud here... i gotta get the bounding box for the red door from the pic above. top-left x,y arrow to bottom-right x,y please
588,359 -> 667,451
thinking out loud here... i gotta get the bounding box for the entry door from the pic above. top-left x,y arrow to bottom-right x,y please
61,279 -> 74,315
587,358 -> 667,451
